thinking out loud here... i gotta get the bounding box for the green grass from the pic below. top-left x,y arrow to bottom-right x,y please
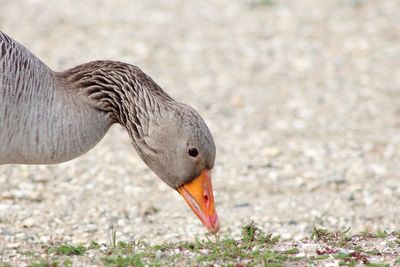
249,0 -> 274,7
374,230 -> 388,238
27,258 -> 72,267
1,222 -> 398,267
102,254 -> 145,267
50,245 -> 86,256
311,226 -> 352,246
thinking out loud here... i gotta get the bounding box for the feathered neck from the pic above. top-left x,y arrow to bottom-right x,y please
56,60 -> 176,150
56,60 -> 174,123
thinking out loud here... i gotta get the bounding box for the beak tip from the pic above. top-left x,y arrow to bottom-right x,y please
208,214 -> 220,234
211,226 -> 220,234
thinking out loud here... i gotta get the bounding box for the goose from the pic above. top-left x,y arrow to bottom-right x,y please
0,31 -> 219,233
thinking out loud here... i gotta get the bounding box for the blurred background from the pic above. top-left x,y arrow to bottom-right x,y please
0,0 -> 399,252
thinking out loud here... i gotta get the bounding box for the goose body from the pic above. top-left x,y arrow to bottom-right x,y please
0,32 -> 111,164
0,32 -> 219,233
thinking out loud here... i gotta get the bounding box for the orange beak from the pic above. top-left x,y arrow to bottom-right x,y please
177,169 -> 220,233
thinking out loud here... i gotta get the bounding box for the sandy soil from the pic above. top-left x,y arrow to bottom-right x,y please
0,0 -> 399,265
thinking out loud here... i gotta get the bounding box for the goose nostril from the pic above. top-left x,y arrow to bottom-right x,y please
204,194 -> 209,206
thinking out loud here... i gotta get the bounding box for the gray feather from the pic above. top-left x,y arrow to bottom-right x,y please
0,31 -> 215,188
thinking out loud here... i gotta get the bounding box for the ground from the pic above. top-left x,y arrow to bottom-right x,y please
0,0 -> 399,266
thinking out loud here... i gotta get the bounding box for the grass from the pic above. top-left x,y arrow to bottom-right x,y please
248,0 -> 274,7
1,222 -> 398,266
50,244 -> 86,256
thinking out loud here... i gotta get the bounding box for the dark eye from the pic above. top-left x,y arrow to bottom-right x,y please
188,147 -> 198,157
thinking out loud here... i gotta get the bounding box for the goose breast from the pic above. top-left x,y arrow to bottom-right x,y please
0,34 -> 112,164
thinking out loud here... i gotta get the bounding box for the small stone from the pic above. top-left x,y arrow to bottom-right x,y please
301,243 -> 319,255
234,202 -> 250,208
22,217 -> 36,228
15,232 -> 25,239
230,95 -> 244,109
40,236 -> 50,243
261,147 -> 281,157
302,171 -> 318,180
72,237 -> 87,244
155,251 -> 162,259
8,243 -> 20,249
323,174 -> 346,184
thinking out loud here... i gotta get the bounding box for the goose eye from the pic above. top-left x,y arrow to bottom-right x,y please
188,147 -> 198,157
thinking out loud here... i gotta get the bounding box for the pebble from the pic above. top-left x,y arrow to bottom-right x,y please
323,174 -> 347,184
22,217 -> 36,228
7,243 -> 21,249
261,147 -> 281,157
40,236 -> 50,243
301,243 -> 319,255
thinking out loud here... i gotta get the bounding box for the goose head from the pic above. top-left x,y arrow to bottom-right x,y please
131,103 -> 219,233
62,61 -> 220,233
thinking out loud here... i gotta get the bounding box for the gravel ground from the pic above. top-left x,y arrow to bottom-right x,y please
0,0 -> 399,265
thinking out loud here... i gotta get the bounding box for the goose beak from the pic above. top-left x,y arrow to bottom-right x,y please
177,169 -> 220,233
